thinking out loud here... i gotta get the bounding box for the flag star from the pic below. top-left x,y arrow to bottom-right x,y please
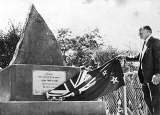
102,70 -> 107,76
111,77 -> 119,84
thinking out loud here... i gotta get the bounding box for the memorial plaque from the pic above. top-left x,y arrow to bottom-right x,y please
33,70 -> 66,95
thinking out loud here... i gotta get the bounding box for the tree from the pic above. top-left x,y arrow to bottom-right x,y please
56,28 -> 104,67
93,45 -> 119,66
0,21 -> 22,68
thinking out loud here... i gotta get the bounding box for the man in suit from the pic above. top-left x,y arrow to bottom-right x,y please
119,26 -> 160,115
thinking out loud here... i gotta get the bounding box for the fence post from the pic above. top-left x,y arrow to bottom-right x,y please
123,74 -> 128,115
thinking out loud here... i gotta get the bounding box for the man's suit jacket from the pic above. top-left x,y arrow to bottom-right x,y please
126,36 -> 160,83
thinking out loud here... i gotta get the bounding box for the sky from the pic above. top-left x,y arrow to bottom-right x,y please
0,0 -> 160,50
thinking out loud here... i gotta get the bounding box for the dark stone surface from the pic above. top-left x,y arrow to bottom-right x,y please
0,101 -> 106,115
0,64 -> 80,101
9,4 -> 65,66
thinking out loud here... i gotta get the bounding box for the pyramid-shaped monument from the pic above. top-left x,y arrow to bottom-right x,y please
10,4 -> 65,65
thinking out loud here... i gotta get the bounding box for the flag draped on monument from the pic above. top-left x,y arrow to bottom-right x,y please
46,58 -> 125,101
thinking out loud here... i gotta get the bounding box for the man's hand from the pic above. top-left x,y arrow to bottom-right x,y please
152,74 -> 160,85
117,55 -> 127,60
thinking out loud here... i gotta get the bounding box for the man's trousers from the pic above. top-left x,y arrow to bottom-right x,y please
142,82 -> 160,115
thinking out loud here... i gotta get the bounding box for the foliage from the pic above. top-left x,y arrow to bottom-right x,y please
0,21 -> 22,68
119,49 -> 139,71
56,28 -> 104,67
93,45 -> 119,66
93,45 -> 139,71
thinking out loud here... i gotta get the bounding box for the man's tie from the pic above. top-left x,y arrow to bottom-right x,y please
142,41 -> 146,51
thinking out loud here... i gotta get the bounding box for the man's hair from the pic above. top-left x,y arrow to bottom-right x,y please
142,26 -> 152,33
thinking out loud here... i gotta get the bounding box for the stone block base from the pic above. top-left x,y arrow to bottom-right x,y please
0,101 -> 106,115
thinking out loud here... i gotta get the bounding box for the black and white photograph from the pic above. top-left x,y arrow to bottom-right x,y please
0,0 -> 160,115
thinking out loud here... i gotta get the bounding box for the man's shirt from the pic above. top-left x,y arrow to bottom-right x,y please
140,35 -> 152,69
140,35 -> 152,61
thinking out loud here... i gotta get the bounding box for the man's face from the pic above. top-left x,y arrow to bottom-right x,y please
139,29 -> 149,40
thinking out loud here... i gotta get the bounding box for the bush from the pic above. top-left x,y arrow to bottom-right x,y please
0,21 -> 22,68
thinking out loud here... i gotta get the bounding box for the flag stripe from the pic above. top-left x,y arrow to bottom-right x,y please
75,70 -> 87,86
